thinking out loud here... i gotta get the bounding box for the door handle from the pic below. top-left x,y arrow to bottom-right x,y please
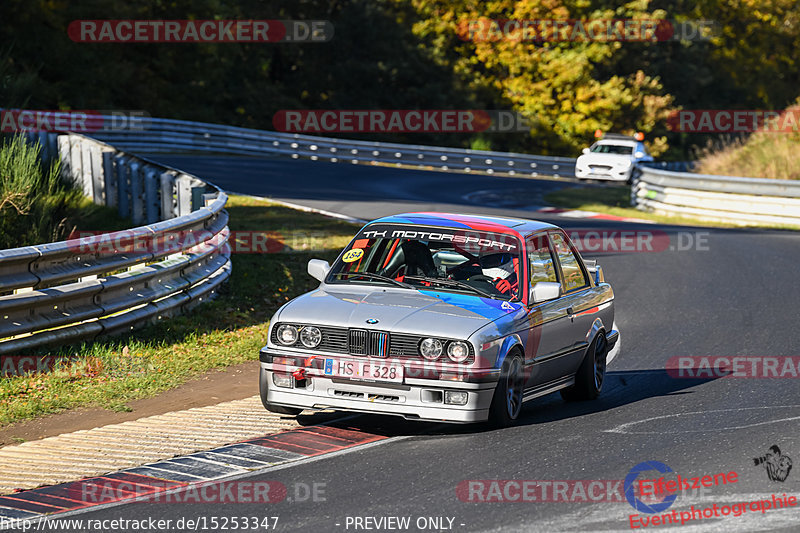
567,307 -> 574,315
567,307 -> 574,322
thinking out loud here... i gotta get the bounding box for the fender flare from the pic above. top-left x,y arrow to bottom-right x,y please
495,333 -> 524,369
585,317 -> 607,345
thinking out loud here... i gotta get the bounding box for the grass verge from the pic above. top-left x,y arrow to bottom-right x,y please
0,195 -> 358,426
544,185 -> 800,230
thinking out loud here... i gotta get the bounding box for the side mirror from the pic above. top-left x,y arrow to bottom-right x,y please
307,259 -> 331,282
593,264 -> 604,284
530,281 -> 561,304
582,148 -> 590,155
583,259 -> 604,285
634,151 -> 644,159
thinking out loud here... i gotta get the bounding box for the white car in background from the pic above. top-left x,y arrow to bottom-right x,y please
574,133 -> 653,184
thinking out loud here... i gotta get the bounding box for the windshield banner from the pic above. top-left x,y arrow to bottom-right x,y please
358,225 -> 519,253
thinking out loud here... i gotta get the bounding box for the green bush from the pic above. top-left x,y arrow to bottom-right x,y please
0,134 -> 125,248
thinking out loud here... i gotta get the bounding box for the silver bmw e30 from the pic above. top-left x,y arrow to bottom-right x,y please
259,212 -> 619,426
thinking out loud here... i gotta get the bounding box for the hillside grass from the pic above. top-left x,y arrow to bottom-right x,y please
693,104 -> 800,180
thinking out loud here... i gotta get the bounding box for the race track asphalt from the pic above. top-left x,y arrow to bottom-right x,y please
50,155 -> 800,532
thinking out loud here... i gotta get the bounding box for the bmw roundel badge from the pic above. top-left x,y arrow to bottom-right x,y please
366,318 -> 379,324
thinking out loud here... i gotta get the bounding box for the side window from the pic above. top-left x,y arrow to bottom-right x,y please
527,235 -> 558,285
550,232 -> 588,292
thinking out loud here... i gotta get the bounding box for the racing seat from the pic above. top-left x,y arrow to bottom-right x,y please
380,241 -> 438,278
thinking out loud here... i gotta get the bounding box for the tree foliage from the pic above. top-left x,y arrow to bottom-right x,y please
1,0 -> 798,157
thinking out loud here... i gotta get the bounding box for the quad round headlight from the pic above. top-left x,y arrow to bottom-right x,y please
300,326 -> 322,348
420,338 -> 443,360
447,341 -> 470,363
276,324 -> 298,345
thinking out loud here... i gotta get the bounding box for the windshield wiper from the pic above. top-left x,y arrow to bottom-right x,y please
331,271 -> 414,289
403,275 -> 503,300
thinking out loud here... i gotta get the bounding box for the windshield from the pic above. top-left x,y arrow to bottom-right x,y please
590,143 -> 633,154
327,224 -> 523,301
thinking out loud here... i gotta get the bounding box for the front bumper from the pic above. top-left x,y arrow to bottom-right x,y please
606,326 -> 621,364
575,165 -> 631,181
259,350 -> 498,423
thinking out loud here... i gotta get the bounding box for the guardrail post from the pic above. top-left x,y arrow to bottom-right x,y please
129,161 -> 144,225
160,171 -> 176,220
116,154 -> 131,218
103,151 -> 118,209
202,193 -> 217,208
175,174 -> 192,216
90,144 -> 105,205
36,132 -> 49,161
144,166 -> 160,224
47,133 -> 58,165
68,135 -> 83,188
191,186 -> 206,211
57,135 -> 71,182
80,138 -> 94,199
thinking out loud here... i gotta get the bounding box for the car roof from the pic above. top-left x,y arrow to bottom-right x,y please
602,133 -> 637,141
368,212 -> 558,235
595,139 -> 637,147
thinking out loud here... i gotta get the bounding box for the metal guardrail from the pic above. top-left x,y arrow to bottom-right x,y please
91,116 -> 577,178
0,133 -> 231,356
632,166 -> 800,226
638,160 -> 696,173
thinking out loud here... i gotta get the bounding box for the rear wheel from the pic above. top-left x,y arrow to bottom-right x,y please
259,367 -> 303,415
489,353 -> 524,427
561,333 -> 607,401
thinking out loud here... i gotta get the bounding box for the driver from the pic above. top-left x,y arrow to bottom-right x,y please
481,255 -> 518,297
482,255 -> 515,280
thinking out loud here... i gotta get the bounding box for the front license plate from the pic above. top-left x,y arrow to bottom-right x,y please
323,358 -> 403,383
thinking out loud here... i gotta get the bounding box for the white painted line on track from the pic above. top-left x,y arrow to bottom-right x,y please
239,194 -> 367,224
605,405 -> 800,434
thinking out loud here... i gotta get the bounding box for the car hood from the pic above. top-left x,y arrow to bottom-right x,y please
275,285 -> 523,339
578,153 -> 632,165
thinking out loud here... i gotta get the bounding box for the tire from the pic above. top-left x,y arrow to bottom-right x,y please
259,366 -> 303,416
561,333 -> 608,402
489,353 -> 525,427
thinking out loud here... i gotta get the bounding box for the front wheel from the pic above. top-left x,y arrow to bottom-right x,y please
561,333 -> 608,402
259,367 -> 303,415
489,354 -> 524,427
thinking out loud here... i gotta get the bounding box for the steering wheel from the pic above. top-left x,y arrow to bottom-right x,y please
447,260 -> 480,276
466,274 -> 495,284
